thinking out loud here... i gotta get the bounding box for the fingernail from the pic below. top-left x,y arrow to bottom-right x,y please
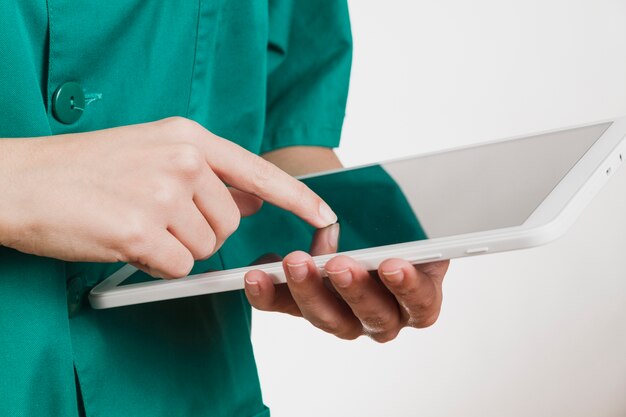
327,223 -> 340,248
381,269 -> 404,285
245,277 -> 261,296
286,262 -> 308,282
318,201 -> 338,226
327,267 -> 352,288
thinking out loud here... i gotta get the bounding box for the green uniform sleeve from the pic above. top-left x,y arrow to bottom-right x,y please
261,0 -> 352,153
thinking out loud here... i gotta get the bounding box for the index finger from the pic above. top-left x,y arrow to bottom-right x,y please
202,135 -> 337,228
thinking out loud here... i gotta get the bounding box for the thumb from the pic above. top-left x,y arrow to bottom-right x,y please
228,188 -> 263,217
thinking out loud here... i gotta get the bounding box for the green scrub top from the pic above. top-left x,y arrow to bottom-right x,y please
0,1 -> 351,416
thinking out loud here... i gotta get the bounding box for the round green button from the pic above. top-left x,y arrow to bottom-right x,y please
52,81 -> 85,124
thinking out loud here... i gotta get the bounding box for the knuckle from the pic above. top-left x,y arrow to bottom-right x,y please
361,311 -> 396,333
341,290 -> 366,306
225,205 -> 241,235
293,181 -> 309,207
250,156 -> 276,193
369,329 -> 400,344
309,316 -> 342,335
295,182 -> 321,217
395,286 -> 414,299
162,115 -> 186,126
414,290 -> 438,311
248,299 -> 267,311
196,232 -> 217,260
153,184 -> 178,208
169,255 -> 194,279
152,182 -> 182,210
214,206 -> 240,244
411,311 -> 441,329
163,116 -> 201,134
170,144 -> 204,179
401,284 -> 438,312
118,217 -> 150,259
291,290 -> 317,308
336,327 -> 363,341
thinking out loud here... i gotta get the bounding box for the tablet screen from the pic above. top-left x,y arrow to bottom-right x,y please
379,121 -> 612,238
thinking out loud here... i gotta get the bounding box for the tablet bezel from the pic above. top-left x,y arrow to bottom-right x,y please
89,116 -> 626,309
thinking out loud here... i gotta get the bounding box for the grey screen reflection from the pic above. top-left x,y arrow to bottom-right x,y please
381,122 -> 611,238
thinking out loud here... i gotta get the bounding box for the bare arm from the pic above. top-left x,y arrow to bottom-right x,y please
262,146 -> 343,176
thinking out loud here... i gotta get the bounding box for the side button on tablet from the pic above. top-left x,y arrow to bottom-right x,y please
466,247 -> 489,255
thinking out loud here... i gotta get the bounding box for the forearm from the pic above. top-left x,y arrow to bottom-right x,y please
0,138 -> 32,245
262,146 -> 343,177
0,140 -> 10,244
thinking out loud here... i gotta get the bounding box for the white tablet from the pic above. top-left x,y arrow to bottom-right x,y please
90,116 -> 626,309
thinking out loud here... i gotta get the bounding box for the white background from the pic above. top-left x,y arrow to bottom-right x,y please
252,1 -> 626,416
